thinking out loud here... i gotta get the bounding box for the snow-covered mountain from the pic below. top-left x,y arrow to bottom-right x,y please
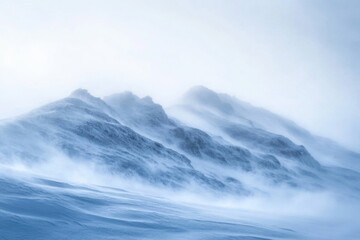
1,86 -> 360,239
103,89 -> 328,189
0,89 -> 251,194
169,86 -> 360,170
1,87 -> 359,193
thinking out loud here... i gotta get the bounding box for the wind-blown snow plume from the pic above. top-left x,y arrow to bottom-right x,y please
0,86 -> 359,239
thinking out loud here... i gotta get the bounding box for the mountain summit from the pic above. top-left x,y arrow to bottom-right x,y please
172,86 -> 360,170
0,87 -> 359,196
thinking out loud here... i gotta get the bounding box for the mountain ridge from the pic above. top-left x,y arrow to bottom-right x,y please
0,86 -> 359,197
172,85 -> 360,170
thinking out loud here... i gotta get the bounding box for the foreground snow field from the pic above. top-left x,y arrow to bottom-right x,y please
1,165 -> 359,240
0,171 -> 296,240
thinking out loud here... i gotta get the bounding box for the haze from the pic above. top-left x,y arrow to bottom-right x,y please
0,0 -> 359,151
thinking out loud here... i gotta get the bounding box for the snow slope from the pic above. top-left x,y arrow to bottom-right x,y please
168,86 -> 360,170
0,171 -> 302,240
104,91 -> 325,189
0,87 -> 360,239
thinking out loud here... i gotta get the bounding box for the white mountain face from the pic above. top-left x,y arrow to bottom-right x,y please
103,88 -> 329,190
1,86 -> 360,239
169,86 -> 360,170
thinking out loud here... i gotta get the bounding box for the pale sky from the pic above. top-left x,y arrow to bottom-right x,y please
0,0 -> 359,151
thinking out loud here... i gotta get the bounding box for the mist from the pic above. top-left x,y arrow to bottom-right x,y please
1,2 -> 360,239
0,0 -> 359,150
2,147 -> 360,240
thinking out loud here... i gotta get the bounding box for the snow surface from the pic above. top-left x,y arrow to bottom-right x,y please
1,86 -> 360,239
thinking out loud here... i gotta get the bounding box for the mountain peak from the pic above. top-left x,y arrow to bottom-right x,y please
68,88 -> 114,114
183,86 -> 234,114
104,92 -> 157,108
184,86 -> 223,103
104,91 -> 139,104
69,88 -> 97,101
142,96 -> 154,103
104,92 -> 172,127
186,85 -> 216,96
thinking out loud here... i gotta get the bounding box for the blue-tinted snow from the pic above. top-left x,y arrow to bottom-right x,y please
1,87 -> 360,239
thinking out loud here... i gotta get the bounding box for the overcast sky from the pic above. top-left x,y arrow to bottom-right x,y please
0,0 -> 359,151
